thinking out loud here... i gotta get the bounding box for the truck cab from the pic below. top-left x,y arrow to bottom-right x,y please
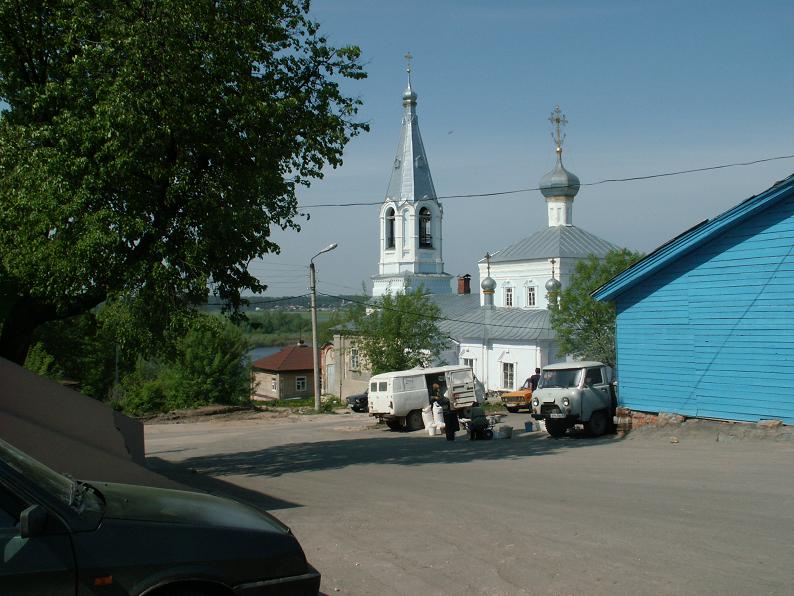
530,361 -> 615,437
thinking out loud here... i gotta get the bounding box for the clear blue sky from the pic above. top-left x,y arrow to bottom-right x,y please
260,0 -> 794,297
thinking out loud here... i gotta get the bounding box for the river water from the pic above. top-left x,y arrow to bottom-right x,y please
247,346 -> 282,361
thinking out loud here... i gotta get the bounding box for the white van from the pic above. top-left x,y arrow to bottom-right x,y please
368,365 -> 483,431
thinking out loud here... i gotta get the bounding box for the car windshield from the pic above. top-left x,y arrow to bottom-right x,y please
520,378 -> 532,390
540,368 -> 583,389
0,438 -> 102,517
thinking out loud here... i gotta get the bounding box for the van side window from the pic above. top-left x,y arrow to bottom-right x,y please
403,377 -> 415,390
586,368 -> 603,385
370,382 -> 378,392
378,382 -> 388,392
393,378 -> 404,392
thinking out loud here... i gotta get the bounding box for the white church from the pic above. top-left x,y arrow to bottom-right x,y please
329,67 -> 619,397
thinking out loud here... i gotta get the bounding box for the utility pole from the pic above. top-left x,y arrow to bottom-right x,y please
310,243 -> 337,412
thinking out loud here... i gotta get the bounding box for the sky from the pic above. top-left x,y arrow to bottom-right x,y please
255,0 -> 794,297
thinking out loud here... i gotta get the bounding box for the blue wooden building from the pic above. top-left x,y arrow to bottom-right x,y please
593,174 -> 794,424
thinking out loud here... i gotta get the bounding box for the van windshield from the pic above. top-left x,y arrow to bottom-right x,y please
540,368 -> 582,389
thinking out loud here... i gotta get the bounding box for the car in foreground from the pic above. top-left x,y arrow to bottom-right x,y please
0,437 -> 320,595
345,389 -> 368,413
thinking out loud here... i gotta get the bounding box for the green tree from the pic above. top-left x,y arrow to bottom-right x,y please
0,0 -> 367,364
119,314 -> 250,414
349,289 -> 447,375
550,249 -> 643,366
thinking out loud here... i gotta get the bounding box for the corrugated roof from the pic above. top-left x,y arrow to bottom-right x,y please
427,295 -> 555,341
252,343 -> 313,372
491,225 -> 620,263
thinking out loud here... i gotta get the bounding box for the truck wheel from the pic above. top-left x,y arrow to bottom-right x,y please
385,419 -> 402,431
545,420 -> 567,438
586,410 -> 609,437
405,410 -> 425,431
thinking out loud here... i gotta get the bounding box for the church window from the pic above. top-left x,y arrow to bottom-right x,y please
385,208 -> 395,249
505,287 -> 513,308
419,207 -> 432,248
527,286 -> 536,307
502,363 -> 515,390
463,358 -> 474,369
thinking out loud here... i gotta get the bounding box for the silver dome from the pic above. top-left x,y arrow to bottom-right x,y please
539,156 -> 580,199
481,276 -> 497,291
545,277 -> 561,292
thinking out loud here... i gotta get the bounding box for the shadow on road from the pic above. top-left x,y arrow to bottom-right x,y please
172,430 -> 620,479
146,455 -> 302,511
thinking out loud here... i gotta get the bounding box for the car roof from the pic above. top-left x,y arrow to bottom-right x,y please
369,365 -> 471,381
543,361 -> 605,371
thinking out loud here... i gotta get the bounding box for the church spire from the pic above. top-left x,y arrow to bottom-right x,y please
384,53 -> 436,203
539,105 -> 580,227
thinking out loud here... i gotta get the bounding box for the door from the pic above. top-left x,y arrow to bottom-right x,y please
447,368 -> 477,408
0,485 -> 75,595
581,366 -> 612,420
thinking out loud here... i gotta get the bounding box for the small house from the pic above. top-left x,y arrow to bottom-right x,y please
251,341 -> 314,401
594,174 -> 794,424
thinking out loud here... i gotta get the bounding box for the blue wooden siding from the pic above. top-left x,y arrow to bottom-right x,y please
615,194 -> 794,424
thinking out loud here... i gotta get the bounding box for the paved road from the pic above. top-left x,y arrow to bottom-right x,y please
145,412 -> 794,596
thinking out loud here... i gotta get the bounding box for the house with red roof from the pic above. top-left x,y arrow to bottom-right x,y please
251,340 -> 314,400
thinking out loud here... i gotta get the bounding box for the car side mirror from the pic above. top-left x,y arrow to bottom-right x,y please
20,504 -> 48,538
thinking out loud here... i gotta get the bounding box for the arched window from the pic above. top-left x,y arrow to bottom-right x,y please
419,207 -> 432,248
385,208 -> 395,249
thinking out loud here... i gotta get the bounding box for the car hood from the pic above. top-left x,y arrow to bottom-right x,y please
502,389 -> 531,398
94,482 -> 290,534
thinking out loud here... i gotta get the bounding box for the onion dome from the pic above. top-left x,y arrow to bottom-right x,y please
545,277 -> 561,292
539,154 -> 580,198
481,276 -> 497,292
402,84 -> 417,104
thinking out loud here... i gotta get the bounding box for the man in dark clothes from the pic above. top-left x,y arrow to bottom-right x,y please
530,367 -> 542,391
436,389 -> 459,441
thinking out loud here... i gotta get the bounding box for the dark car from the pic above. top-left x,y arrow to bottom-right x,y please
345,390 -> 368,413
0,438 -> 320,595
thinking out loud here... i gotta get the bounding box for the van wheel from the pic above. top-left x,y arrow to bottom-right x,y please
405,410 -> 425,431
386,419 -> 402,431
586,411 -> 609,437
545,420 -> 567,438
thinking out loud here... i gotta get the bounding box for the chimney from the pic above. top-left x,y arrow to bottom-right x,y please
457,274 -> 471,295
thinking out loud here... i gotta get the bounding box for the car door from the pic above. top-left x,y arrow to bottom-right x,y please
581,366 -> 611,420
447,368 -> 476,408
0,483 -> 76,595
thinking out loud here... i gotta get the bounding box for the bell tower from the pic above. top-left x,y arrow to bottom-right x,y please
372,54 -> 452,297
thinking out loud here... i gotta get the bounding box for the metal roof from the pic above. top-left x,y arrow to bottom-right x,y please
490,225 -> 620,263
593,173 -> 794,302
427,295 -> 555,341
384,77 -> 437,203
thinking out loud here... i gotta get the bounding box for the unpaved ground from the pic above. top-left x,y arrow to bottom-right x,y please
145,412 -> 794,595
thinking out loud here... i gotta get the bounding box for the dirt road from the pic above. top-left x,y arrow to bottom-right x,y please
145,412 -> 794,595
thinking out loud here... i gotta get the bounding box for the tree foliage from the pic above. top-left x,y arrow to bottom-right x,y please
550,249 -> 643,366
349,289 -> 447,376
0,0 -> 367,363
119,314 -> 250,414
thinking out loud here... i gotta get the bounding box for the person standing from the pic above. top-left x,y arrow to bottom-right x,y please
530,367 -> 542,391
437,389 -> 459,441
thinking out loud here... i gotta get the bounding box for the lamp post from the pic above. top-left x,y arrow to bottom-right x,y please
310,243 -> 337,412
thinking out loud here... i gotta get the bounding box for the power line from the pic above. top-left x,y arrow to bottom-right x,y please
296,153 -> 794,209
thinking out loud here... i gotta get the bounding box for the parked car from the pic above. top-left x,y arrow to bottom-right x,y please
500,377 -> 534,412
346,390 -> 368,413
530,361 -> 616,438
0,437 -> 320,595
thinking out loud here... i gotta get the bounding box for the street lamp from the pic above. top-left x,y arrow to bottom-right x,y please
310,243 -> 337,412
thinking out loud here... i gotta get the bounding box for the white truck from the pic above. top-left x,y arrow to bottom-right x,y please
530,361 -> 617,438
367,365 -> 483,431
